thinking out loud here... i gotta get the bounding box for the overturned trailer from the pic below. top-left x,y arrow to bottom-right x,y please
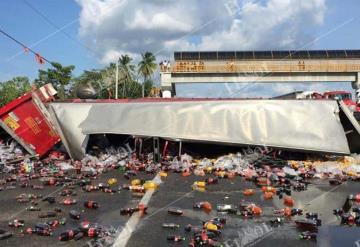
48,99 -> 360,160
0,84 -> 60,157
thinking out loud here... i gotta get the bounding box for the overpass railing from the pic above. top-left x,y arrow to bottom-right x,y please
161,61 -> 360,73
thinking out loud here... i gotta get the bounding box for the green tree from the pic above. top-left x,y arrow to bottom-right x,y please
70,69 -> 105,98
138,52 -> 157,97
0,76 -> 32,107
118,55 -> 136,98
35,62 -> 75,100
143,79 -> 154,97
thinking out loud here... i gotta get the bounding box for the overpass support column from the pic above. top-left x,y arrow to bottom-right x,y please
160,72 -> 175,97
353,73 -> 360,105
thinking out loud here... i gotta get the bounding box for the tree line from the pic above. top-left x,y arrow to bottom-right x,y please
0,52 -> 158,107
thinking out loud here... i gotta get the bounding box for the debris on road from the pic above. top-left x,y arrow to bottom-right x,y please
1,135 -> 360,246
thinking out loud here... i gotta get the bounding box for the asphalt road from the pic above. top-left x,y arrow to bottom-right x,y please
126,173 -> 360,247
0,169 -> 154,247
1,170 -> 360,247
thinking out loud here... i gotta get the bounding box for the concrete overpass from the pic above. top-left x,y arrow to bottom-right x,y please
160,50 -> 360,101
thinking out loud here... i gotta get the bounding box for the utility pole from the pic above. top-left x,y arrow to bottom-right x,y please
142,82 -> 145,98
115,59 -> 119,99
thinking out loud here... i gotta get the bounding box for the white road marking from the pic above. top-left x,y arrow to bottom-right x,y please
113,173 -> 162,247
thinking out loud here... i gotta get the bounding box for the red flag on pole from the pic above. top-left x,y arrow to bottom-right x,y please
35,53 -> 45,64
24,46 -> 29,53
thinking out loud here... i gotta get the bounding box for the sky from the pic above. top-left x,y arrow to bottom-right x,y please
0,0 -> 360,98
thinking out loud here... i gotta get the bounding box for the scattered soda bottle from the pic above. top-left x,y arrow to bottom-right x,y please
248,204 -> 262,215
299,231 -> 317,240
348,194 -> 360,203
8,219 -> 24,228
58,229 -> 80,241
120,208 -> 137,216
198,230 -> 218,239
87,227 -> 100,238
128,185 -> 146,193
293,182 -> 307,191
306,212 -> 318,220
120,204 -> 147,215
206,177 -> 218,185
46,220 -> 59,228
182,171 -> 191,177
168,208 -> 183,215
54,207 -> 62,213
243,189 -> 255,196
194,181 -> 206,188
43,197 -> 56,204
203,222 -> 218,232
43,178 -> 56,186
24,228 -> 52,236
62,198 -> 77,205
84,201 -> 99,209
184,224 -> 200,232
261,186 -> 276,193
283,196 -> 294,207
341,213 -> 355,225
38,211 -> 57,218
83,185 -> 98,192
269,217 -> 283,226
20,183 -> 29,188
74,231 -> 84,241
27,206 -> 41,211
107,178 -> 118,185
35,223 -> 52,232
103,188 -> 116,193
256,177 -> 269,186
274,207 -> 293,217
79,220 -> 91,232
159,171 -> 168,178
193,201 -> 212,213
78,179 -> 91,186
60,189 -> 76,196
211,217 -> 226,226
216,204 -> 237,214
353,207 -> 360,214
124,171 -> 137,180
263,192 -> 274,199
137,203 -> 147,216
333,208 -> 344,216
59,218 -> 67,225
291,208 -> 303,216
69,210 -> 81,220
162,223 -> 180,229
167,235 -> 185,242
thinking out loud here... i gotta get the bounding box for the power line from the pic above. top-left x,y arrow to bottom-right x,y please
22,0 -> 101,57
0,27 -> 52,65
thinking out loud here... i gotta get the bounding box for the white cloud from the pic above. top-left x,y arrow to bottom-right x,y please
76,0 -> 327,64
75,0 -> 339,97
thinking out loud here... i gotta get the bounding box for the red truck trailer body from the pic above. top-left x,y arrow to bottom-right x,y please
0,84 -> 60,157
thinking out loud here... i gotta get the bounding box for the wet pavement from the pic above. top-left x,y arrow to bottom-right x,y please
0,169 -> 155,247
1,169 -> 360,246
127,173 -> 360,247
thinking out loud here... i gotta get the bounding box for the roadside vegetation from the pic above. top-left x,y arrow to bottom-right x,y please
0,52 -> 158,106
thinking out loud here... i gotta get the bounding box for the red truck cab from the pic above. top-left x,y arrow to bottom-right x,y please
323,91 -> 360,120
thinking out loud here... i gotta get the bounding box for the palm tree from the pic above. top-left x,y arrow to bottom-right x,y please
119,55 -> 135,78
138,52 -> 157,97
118,55 -> 135,98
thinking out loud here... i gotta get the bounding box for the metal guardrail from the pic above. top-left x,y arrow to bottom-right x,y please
160,61 -> 360,73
